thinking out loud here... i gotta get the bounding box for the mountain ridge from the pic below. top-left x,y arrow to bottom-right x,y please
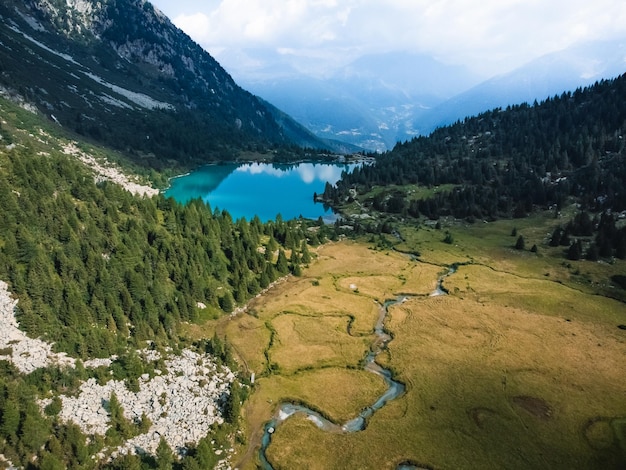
235,40 -> 626,151
0,0 -> 341,167
238,51 -> 481,152
417,38 -> 626,134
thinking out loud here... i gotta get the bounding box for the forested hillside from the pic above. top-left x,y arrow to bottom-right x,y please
326,74 -> 626,219
0,97 -> 329,359
0,95 -> 335,467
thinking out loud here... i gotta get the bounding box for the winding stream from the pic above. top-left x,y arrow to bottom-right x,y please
258,296 -> 408,469
430,263 -> 458,296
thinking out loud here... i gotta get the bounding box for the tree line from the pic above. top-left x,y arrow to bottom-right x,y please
0,141 -> 332,360
0,94 -> 349,468
550,211 -> 626,261
324,74 -> 626,220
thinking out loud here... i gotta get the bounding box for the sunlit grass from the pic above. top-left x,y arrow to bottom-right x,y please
262,273 -> 626,469
221,219 -> 626,470
249,368 -> 387,425
270,313 -> 369,372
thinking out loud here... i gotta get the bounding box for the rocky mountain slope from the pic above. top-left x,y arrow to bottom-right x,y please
0,0 -> 336,167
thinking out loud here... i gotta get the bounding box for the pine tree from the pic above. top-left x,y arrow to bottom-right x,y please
156,437 -> 174,470
259,268 -> 271,289
194,437 -> 218,469
219,291 -> 235,313
106,391 -> 134,441
276,249 -> 289,274
567,240 -> 582,260
0,397 -> 20,443
300,240 -> 311,264
293,264 -> 302,276
38,452 -> 65,470
289,249 -> 300,268
549,227 -> 562,246
267,234 -> 278,252
224,381 -> 241,424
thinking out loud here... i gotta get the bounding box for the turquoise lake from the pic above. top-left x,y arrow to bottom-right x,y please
164,162 -> 358,222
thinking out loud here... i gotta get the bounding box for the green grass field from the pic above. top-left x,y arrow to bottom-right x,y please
208,217 -> 626,469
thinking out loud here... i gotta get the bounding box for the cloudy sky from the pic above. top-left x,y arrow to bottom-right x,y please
150,0 -> 626,80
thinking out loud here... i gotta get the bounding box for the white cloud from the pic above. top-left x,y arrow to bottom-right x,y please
236,162 -> 286,177
154,0 -> 626,78
171,12 -> 211,42
173,0 -> 338,47
297,165 -> 316,184
233,162 -> 346,184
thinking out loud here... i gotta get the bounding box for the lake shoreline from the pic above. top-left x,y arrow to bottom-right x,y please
162,154 -> 375,192
163,161 -> 362,222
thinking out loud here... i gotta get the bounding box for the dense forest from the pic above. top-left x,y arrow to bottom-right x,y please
325,74 -> 626,218
0,140 -> 328,359
0,97 -> 339,468
322,74 -> 626,259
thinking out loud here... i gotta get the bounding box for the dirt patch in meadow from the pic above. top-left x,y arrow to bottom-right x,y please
583,417 -> 617,450
511,396 -> 553,420
468,407 -> 499,428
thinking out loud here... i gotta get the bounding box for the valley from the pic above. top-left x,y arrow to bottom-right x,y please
199,217 -> 626,469
0,1 -> 625,469
1,79 -> 625,467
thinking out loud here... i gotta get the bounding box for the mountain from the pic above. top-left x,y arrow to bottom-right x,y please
416,38 -> 626,135
238,40 -> 626,151
239,52 -> 481,152
324,74 -> 626,224
0,0 -> 335,167
259,98 -> 363,155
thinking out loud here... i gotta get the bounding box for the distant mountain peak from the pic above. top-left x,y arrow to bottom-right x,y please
238,38 -> 626,151
418,38 -> 626,135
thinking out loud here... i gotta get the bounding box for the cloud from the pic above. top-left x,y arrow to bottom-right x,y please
172,12 -> 211,42
159,0 -> 626,77
236,163 -> 286,177
233,162 -> 347,184
173,0 -> 345,47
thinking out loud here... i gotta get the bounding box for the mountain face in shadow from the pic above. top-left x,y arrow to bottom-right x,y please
0,0 -> 333,166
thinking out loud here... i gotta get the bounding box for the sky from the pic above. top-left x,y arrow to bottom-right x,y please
149,0 -> 626,80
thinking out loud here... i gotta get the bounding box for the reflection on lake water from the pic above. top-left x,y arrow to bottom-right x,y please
164,162 -> 359,222
235,162 -> 350,184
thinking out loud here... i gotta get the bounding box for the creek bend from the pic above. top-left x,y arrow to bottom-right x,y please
258,296 -> 409,470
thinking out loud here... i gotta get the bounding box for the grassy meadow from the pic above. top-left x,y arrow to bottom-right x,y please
207,213 -> 626,469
